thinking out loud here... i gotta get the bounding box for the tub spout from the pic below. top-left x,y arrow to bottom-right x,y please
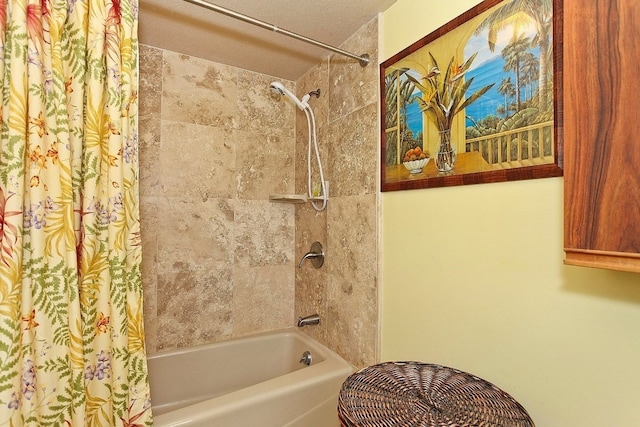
297,314 -> 320,327
298,242 -> 324,268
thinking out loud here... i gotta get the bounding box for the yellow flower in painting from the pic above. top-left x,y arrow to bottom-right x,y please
408,52 -> 494,132
29,112 -> 48,137
30,175 -> 40,187
29,145 -> 47,168
22,309 -> 39,330
96,312 -> 110,334
449,60 -> 464,81
108,155 -> 119,166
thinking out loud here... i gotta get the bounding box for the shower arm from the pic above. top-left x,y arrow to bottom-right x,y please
182,0 -> 370,67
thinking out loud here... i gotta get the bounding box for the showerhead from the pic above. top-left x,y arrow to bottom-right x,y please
270,81 -> 308,110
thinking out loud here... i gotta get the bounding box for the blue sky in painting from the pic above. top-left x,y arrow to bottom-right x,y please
404,23 -> 540,134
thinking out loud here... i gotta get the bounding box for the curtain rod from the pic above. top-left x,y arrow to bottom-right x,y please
182,0 -> 370,67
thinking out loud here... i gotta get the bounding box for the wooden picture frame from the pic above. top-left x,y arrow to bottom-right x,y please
380,0 -> 563,191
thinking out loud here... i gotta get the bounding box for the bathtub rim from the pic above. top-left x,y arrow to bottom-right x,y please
148,327 -> 354,427
147,327 -> 338,362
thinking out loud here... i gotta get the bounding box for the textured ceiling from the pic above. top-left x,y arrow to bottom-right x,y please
139,0 -> 397,81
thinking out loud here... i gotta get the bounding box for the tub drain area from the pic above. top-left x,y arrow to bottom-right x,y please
300,351 -> 313,366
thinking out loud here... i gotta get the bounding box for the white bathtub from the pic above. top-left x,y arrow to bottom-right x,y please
148,328 -> 354,427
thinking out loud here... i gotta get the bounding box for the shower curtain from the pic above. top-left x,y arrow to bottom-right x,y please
0,0 -> 152,426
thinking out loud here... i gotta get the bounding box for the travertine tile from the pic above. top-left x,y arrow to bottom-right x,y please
294,264 -> 328,344
295,60 -> 330,197
237,70 -> 295,137
326,280 -> 378,368
159,120 -> 235,200
295,119 -> 329,198
141,47 -> 301,351
327,102 -> 378,197
139,44 -> 162,119
162,51 -> 237,129
157,265 -> 233,350
326,194 -> 377,284
234,200 -> 294,268
329,18 -> 379,122
326,194 -> 378,368
297,59 -> 330,129
141,18 -> 380,356
157,196 -> 235,273
139,45 -> 163,199
235,129 -> 295,200
139,115 -> 161,197
233,265 -> 295,335
140,196 -> 158,354
292,17 -> 380,368
295,202 -> 327,258
294,187 -> 329,343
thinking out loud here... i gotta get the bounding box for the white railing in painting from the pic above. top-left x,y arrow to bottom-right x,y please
465,121 -> 554,169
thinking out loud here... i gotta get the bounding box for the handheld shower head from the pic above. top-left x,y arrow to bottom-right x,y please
270,82 -> 308,110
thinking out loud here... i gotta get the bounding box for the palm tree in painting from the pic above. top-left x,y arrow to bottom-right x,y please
398,76 -> 420,141
385,69 -> 422,165
384,71 -> 402,165
501,33 -> 531,111
474,0 -> 553,110
521,52 -> 540,101
497,77 -> 515,117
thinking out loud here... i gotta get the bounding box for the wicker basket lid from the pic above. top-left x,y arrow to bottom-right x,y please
338,362 -> 534,427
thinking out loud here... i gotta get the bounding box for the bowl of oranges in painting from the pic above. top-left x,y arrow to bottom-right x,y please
403,147 -> 430,174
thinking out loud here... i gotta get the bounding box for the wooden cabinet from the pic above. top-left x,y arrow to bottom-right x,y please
563,0 -> 640,273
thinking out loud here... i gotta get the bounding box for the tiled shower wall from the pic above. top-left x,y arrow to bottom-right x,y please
139,17 -> 379,368
294,18 -> 379,369
139,46 -> 299,352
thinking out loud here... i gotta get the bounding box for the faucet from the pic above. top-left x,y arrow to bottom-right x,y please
297,314 -> 320,327
298,241 -> 324,268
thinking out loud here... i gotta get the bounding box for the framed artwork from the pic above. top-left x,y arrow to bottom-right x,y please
380,0 -> 563,191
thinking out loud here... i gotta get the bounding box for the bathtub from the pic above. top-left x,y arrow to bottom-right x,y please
148,328 -> 354,427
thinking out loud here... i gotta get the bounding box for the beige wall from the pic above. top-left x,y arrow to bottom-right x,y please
138,17 -> 380,368
380,0 -> 640,425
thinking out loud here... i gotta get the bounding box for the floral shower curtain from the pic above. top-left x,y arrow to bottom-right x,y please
0,0 -> 152,426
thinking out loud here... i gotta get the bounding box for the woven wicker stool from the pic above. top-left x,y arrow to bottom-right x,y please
338,362 -> 534,427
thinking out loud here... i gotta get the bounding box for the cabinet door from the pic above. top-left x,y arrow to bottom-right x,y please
563,0 -> 640,272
